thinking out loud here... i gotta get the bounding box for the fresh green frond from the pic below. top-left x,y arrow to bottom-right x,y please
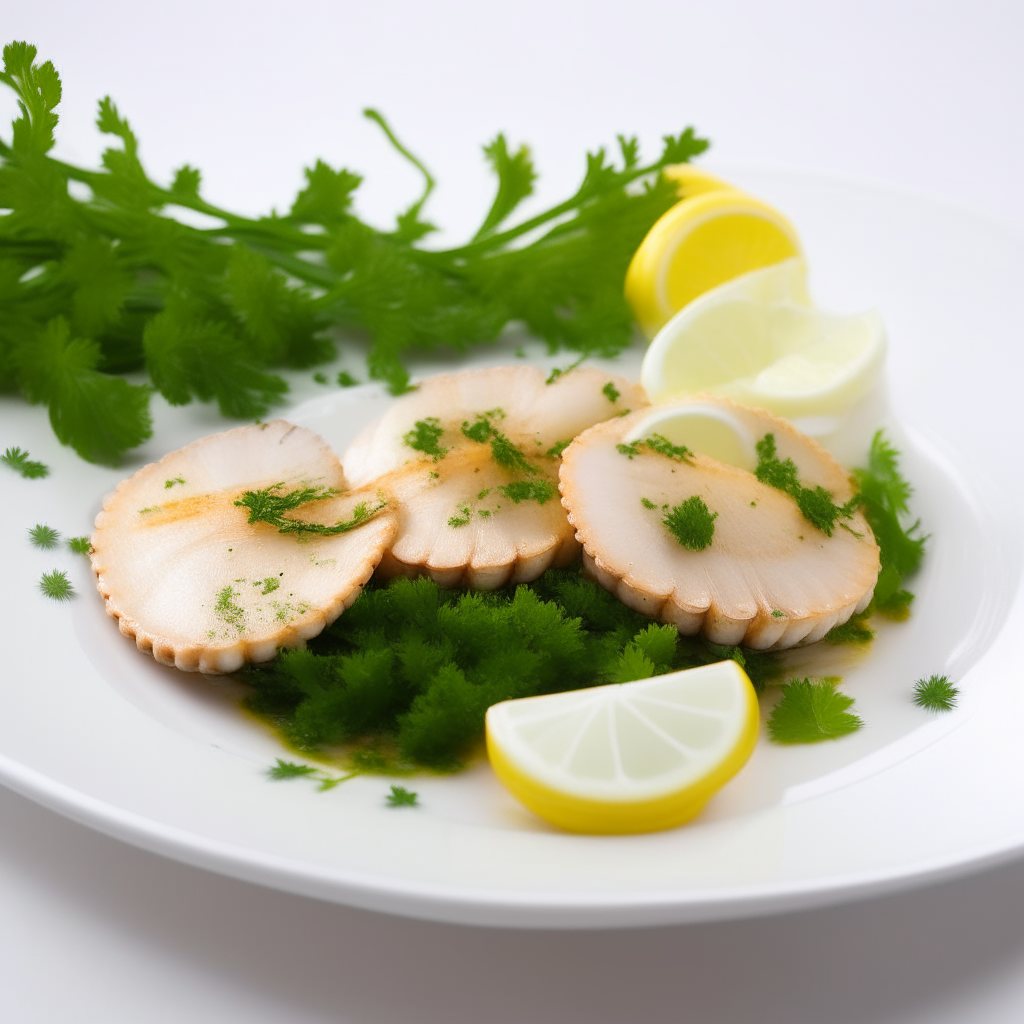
768,678 -> 862,744
474,134 -> 536,240
1,446 -> 48,478
267,758 -> 318,779
662,496 -> 717,551
28,523 -> 60,548
1,41 -> 710,461
386,785 -> 419,807
912,674 -> 958,712
1,41 -> 61,156
15,317 -> 152,465
853,432 -> 926,614
38,568 -> 74,601
289,159 -> 362,226
67,535 -> 91,554
660,128 -> 710,165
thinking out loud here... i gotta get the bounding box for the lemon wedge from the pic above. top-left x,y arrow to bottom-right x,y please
641,257 -> 887,433
486,661 -> 759,834
625,178 -> 802,338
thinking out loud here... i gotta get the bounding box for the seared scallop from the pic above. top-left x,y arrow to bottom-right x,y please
91,420 -> 396,673
558,397 -> 880,650
343,365 -> 646,589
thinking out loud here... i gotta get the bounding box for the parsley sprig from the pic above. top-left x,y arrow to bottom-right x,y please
1,40 -> 708,465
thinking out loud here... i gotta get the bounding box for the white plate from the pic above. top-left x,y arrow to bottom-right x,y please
2,170 -> 1023,929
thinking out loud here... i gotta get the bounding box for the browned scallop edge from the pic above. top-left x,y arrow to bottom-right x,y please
557,404 -> 879,651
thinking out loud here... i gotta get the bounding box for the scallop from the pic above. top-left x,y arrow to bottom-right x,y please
91,420 -> 397,673
558,397 -> 881,650
343,365 -> 646,589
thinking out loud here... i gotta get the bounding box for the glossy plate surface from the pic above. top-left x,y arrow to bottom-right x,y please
1,170 -> 1022,928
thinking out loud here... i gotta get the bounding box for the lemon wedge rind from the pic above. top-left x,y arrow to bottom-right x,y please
486,661 -> 759,834
625,190 -> 804,339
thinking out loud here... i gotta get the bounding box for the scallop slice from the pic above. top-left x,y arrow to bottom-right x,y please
343,366 -> 647,589
91,420 -> 397,674
558,397 -> 880,650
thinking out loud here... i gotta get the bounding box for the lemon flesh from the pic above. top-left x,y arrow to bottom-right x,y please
486,661 -> 759,834
641,258 -> 887,427
625,187 -> 802,339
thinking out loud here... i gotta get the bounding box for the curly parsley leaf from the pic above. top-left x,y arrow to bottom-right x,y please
768,678 -> 863,744
1,445 -> 48,478
38,568 -> 74,601
386,785 -> 419,807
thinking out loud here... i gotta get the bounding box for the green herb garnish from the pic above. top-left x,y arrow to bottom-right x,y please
602,381 -> 620,403
824,610 -> 874,645
616,434 -> 692,462
853,432 -> 926,617
403,418 -> 447,460
662,496 -> 717,551
499,480 -> 556,505
241,564 -> 784,771
234,484 -> 385,536
28,523 -> 60,549
267,758 -> 358,791
0,41 -> 707,464
448,502 -> 472,528
38,569 -> 74,601
546,440 -> 571,458
2,446 -> 48,478
67,536 -> 91,554
386,785 -> 419,807
767,678 -> 863,744
912,674 -> 958,712
336,370 -> 359,387
755,434 -> 859,536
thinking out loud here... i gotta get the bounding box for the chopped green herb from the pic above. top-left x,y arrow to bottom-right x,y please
499,480 -> 556,505
853,432 -> 927,618
255,577 -> 281,595
386,785 -> 419,807
428,471 -> 439,479
662,496 -> 717,551
1,446 -> 48,478
643,433 -> 692,462
241,564 -> 783,771
602,381 -> 620,403
234,484 -> 386,536
448,502 -> 472,528
824,611 -> 874,645
771,609 -> 785,619
28,523 -> 60,549
616,434 -> 692,462
755,434 -> 859,536
0,42 -> 709,462
546,356 -> 585,385
912,674 -> 958,712
546,440 -> 571,458
313,372 -> 328,384
38,569 -> 74,601
336,370 -> 359,387
164,476 -> 185,488
640,497 -> 657,509
215,585 -> 245,630
67,536 -> 91,554
489,433 -> 537,475
461,415 -> 494,444
768,678 -> 863,744
403,418 -> 447,460
476,488 -> 491,500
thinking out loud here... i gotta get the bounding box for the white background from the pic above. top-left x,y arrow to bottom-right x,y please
3,2 -> 1024,1020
